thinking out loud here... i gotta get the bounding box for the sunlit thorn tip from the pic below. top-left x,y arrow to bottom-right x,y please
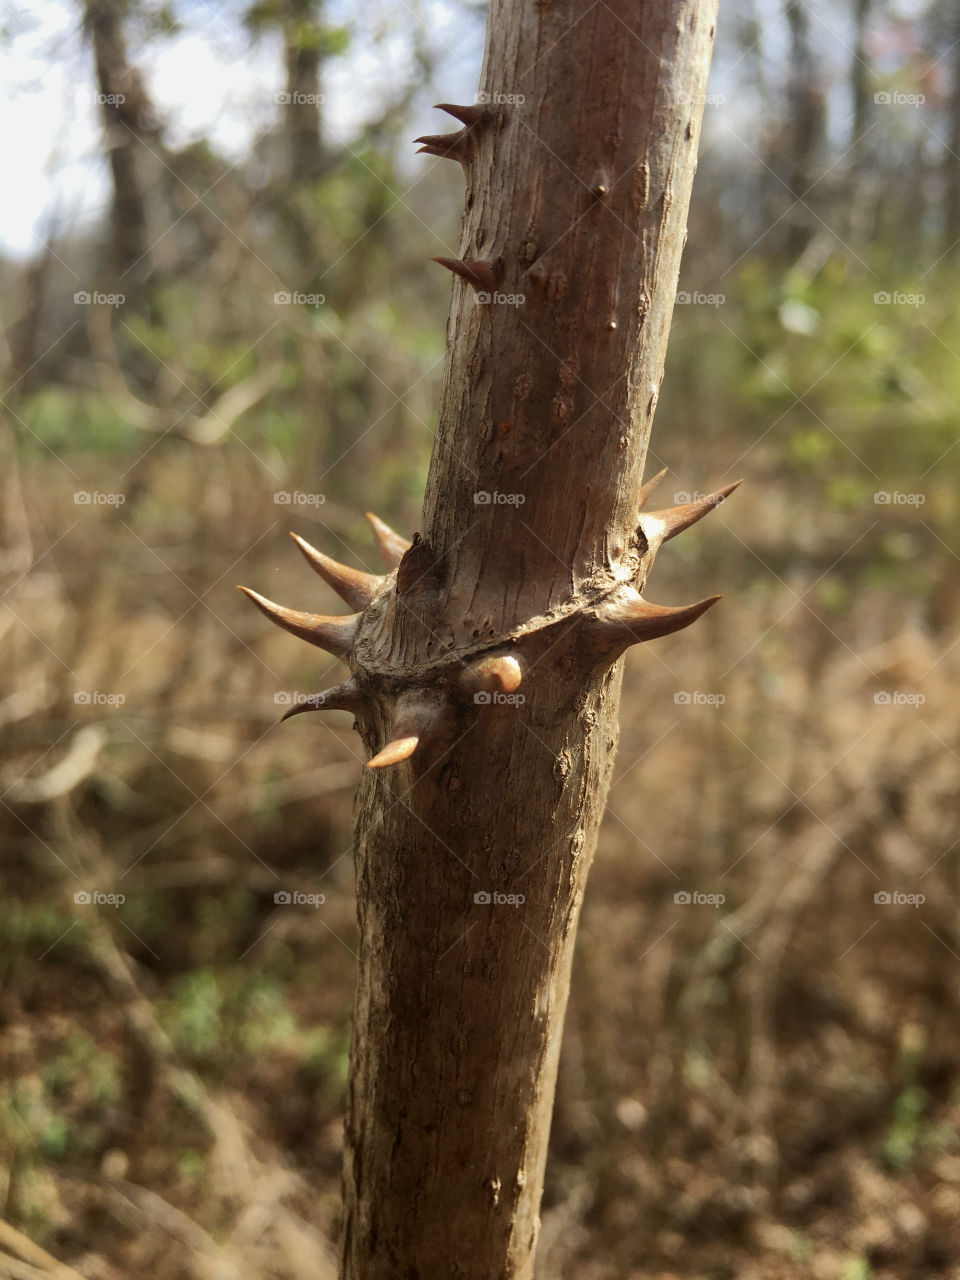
367,736 -> 420,769
647,480 -> 742,541
460,653 -> 524,697
289,532 -> 383,610
366,690 -> 443,770
600,592 -> 722,643
636,466 -> 669,509
237,585 -> 358,658
365,511 -> 412,569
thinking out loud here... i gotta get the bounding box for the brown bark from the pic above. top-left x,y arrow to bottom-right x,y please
242,0 -> 724,1275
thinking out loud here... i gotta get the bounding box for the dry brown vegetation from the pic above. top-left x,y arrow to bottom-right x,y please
2,428 -> 958,1278
3,0 -> 960,1275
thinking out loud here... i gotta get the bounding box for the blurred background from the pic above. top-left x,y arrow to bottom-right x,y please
1,1 -> 958,1277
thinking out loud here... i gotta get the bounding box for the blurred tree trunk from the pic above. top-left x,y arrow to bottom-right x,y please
82,0 -> 155,279
781,0 -> 825,257
336,2 -> 722,1277
944,6 -> 960,253
850,0 -> 872,149
282,0 -> 325,182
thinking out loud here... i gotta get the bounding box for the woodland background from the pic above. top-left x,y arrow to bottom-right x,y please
2,2 -> 959,1277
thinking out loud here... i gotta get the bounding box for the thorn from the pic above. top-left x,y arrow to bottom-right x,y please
430,258 -> 499,292
647,480 -> 741,541
413,106 -> 485,164
436,102 -> 487,128
365,512 -> 412,569
238,586 -> 358,658
368,736 -> 420,769
460,653 -> 523,697
289,532 -> 383,610
637,466 -> 669,509
590,587 -> 721,648
414,131 -> 471,162
280,678 -> 366,722
367,689 -> 442,770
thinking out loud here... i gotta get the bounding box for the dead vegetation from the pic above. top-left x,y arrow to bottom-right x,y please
2,424 -> 958,1278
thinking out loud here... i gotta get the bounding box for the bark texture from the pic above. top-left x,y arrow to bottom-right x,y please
345,1 -> 720,1268
243,1 -> 722,1275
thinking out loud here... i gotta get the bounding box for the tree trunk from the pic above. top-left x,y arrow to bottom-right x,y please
850,0 -> 872,152
781,0 -> 825,258
943,5 -> 960,254
241,0 -> 726,1274
83,0 -> 155,279
282,0 -> 325,182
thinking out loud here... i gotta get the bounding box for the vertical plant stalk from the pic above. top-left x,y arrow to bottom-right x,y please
241,0 -> 727,1274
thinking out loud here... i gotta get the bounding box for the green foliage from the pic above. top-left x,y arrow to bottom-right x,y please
838,1258 -> 872,1280
881,1083 -> 932,1170
160,966 -> 349,1094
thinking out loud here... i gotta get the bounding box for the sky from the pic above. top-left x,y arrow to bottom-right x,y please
0,0 -> 478,259
0,0 -> 934,260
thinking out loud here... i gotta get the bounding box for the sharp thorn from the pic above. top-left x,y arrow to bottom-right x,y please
460,653 -> 523,697
289,532 -> 383,610
238,586 -> 358,658
366,689 -> 443,770
436,102 -> 487,128
365,512 -> 412,569
280,678 -> 366,721
414,131 -> 470,161
430,258 -> 499,291
592,588 -> 721,646
368,736 -> 420,769
637,466 -> 669,509
647,480 -> 742,541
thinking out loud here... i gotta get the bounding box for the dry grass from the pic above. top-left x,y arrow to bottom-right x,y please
2,431 -> 958,1279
